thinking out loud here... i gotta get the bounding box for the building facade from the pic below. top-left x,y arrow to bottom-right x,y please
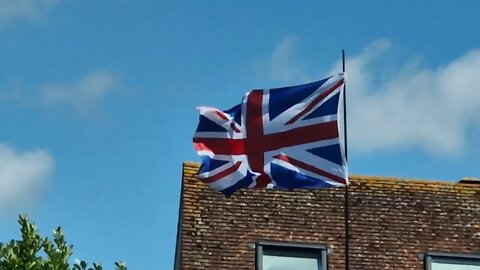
175,162 -> 480,269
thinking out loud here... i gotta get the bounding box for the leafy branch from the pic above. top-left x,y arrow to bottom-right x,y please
0,215 -> 126,270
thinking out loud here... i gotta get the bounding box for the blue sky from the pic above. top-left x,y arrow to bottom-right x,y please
1,0 -> 480,269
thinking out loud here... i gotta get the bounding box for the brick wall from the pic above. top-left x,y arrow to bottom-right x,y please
177,162 -> 480,269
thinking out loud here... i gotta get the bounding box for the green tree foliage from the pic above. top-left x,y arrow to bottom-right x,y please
0,215 -> 126,270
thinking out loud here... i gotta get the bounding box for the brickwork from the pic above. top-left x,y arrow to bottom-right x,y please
177,162 -> 480,269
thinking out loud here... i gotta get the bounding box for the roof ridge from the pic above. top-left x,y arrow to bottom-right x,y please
183,161 -> 478,187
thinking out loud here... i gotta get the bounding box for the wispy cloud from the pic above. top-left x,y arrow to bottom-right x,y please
334,40 -> 480,155
0,70 -> 121,118
253,36 -> 310,84
39,70 -> 121,115
260,38 -> 480,155
0,143 -> 54,213
0,0 -> 58,28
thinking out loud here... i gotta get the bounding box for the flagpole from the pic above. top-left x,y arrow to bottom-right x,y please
342,49 -> 350,270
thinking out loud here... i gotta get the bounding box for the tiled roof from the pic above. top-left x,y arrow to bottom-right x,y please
177,162 -> 480,269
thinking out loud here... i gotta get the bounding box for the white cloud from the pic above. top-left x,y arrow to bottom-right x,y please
0,143 -> 54,213
337,41 -> 480,155
254,36 -> 310,84
40,70 -> 121,115
0,0 -> 58,27
0,70 -> 121,117
261,37 -> 480,155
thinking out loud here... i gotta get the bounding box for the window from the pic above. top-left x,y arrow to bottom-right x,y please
256,241 -> 328,270
424,252 -> 480,270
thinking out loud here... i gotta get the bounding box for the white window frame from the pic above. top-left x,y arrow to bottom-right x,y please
255,240 -> 328,270
424,251 -> 480,270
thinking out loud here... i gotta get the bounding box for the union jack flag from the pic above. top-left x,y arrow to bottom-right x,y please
193,73 -> 348,195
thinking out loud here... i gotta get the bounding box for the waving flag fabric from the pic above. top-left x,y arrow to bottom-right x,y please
193,73 -> 348,195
